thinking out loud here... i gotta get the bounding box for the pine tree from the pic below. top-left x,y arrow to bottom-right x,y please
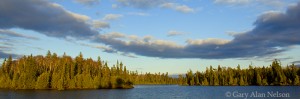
202,78 -> 209,85
178,74 -> 184,85
186,70 -> 194,85
256,73 -> 262,86
213,72 -> 219,86
239,76 -> 245,86
294,75 -> 300,85
35,72 -> 50,89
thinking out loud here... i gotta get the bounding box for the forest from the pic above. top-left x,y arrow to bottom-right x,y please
0,51 -> 176,90
0,51 -> 300,90
179,60 -> 300,86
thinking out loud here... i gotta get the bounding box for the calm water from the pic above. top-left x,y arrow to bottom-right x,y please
0,85 -> 299,99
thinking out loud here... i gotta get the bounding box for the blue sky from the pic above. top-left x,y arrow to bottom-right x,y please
1,0 -> 300,74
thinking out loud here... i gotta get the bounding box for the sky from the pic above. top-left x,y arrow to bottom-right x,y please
1,0 -> 300,74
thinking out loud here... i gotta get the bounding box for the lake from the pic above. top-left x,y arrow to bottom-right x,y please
0,85 -> 299,99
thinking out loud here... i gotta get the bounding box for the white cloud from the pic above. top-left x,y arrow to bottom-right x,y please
258,10 -> 282,22
104,32 -> 126,38
225,29 -> 250,36
167,30 -> 186,37
127,12 -> 150,16
186,38 -> 230,45
214,0 -> 286,8
214,0 -> 250,5
121,53 -> 137,58
112,4 -> 118,8
92,20 -> 110,29
160,2 -> 174,8
116,0 -> 166,9
175,5 -> 195,13
115,0 -> 194,13
161,3 -> 195,13
0,29 -> 39,40
259,0 -> 285,7
67,11 -> 90,22
92,14 -> 124,29
79,43 -> 117,53
50,3 -> 91,22
102,14 -> 123,21
0,0 -> 98,39
74,0 -> 100,6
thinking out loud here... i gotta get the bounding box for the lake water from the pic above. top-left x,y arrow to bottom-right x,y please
0,85 -> 299,99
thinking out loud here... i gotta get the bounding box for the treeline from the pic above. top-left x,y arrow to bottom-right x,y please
179,60 -> 300,86
0,51 -> 176,90
133,72 -> 177,84
2,51 -> 298,90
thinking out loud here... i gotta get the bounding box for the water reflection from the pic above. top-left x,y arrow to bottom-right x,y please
0,85 -> 299,99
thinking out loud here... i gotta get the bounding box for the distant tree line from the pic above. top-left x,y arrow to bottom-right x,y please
179,60 -> 300,86
133,72 -> 178,85
0,51 -> 176,90
1,51 -> 299,90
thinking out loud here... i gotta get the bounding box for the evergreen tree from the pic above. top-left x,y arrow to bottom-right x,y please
294,75 -> 299,85
256,73 -> 262,86
181,59 -> 299,86
238,76 -> 245,86
35,72 -> 50,89
202,78 -> 209,85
